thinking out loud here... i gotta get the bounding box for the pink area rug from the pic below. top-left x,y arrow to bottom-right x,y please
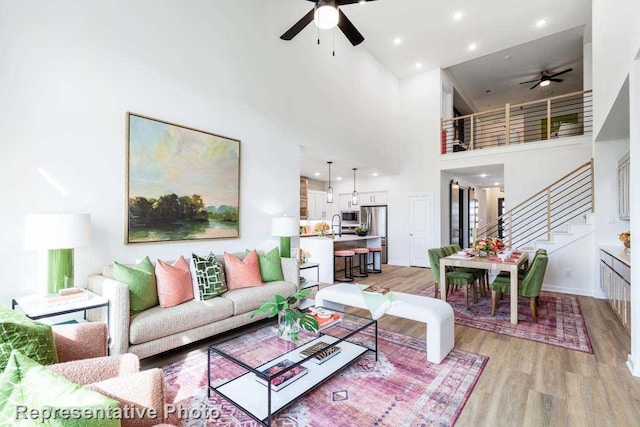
419,285 -> 592,353
162,324 -> 487,426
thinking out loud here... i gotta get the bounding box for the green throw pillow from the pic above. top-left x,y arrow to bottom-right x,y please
190,252 -> 227,300
0,305 -> 58,372
0,350 -> 120,427
113,256 -> 158,313
247,248 -> 284,282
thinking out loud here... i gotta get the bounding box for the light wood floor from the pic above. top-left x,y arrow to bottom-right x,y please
144,265 -> 640,426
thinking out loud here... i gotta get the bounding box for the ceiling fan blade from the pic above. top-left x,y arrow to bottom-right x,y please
548,68 -> 573,78
519,79 -> 539,85
530,81 -> 541,90
337,9 -> 364,46
550,78 -> 564,83
280,9 -> 315,41
337,0 -> 378,5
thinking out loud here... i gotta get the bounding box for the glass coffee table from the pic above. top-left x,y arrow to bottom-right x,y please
208,310 -> 377,426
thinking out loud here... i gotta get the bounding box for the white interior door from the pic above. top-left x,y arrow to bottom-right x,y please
409,194 -> 434,267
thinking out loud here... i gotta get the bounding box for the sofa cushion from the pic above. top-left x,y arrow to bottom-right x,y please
129,298 -> 234,345
222,280 -> 297,315
224,251 -> 263,290
0,350 -> 120,427
155,256 -> 194,308
113,256 -> 158,313
190,252 -> 227,300
251,247 -> 285,282
0,304 -> 58,371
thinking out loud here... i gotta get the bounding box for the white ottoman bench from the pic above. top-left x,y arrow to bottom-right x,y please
315,283 -> 455,364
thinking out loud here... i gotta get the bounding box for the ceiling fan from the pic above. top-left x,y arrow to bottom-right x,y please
519,68 -> 573,90
280,0 -> 377,47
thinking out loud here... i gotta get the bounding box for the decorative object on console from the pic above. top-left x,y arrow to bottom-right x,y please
25,213 -> 91,294
155,256 -> 194,308
326,161 -> 334,203
351,167 -> 359,206
355,226 -> 368,236
272,216 -> 300,258
190,252 -> 227,300
313,221 -> 330,236
224,251 -> 264,290
126,112 -> 240,244
619,231 -> 631,252
113,256 -> 158,313
251,289 -> 319,341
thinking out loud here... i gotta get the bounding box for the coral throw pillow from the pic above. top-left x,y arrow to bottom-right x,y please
224,251 -> 264,290
155,256 -> 194,308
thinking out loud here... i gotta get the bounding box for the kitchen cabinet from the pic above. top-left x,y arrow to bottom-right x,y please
600,247 -> 631,333
339,193 -> 358,211
307,190 -> 333,220
359,191 -> 387,205
618,152 -> 630,219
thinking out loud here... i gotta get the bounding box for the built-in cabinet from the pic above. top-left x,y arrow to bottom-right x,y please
300,177 -> 309,219
307,190 -> 333,220
618,152 -> 630,219
359,191 -> 387,205
600,247 -> 631,333
339,193 -> 357,211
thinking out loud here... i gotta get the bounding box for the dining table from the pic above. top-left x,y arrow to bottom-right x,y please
439,252 -> 528,324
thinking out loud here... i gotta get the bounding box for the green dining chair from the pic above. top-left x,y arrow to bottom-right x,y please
449,244 -> 487,297
497,248 -> 546,280
491,254 -> 548,322
428,247 -> 476,309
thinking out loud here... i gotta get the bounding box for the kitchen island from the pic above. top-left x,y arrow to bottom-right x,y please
300,235 -> 382,283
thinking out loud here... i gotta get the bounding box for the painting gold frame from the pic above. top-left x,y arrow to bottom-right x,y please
125,112 -> 240,244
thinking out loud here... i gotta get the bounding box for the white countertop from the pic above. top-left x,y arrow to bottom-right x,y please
601,245 -> 631,266
301,235 -> 380,243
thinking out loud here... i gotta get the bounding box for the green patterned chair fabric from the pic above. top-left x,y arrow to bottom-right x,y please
0,305 -> 58,372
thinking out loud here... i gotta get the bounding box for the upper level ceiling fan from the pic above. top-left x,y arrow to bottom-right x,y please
280,0 -> 377,47
519,68 -> 573,90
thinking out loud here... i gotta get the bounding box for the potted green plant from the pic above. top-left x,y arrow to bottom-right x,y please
355,226 -> 369,236
251,288 -> 318,340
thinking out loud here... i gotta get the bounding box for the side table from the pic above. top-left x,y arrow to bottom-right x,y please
12,290 -> 109,327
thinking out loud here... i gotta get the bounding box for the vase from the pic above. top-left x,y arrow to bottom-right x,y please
479,250 -> 488,257
278,311 -> 300,341
624,242 -> 631,253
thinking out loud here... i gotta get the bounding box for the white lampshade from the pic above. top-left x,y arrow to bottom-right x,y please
25,213 -> 91,250
271,217 -> 299,237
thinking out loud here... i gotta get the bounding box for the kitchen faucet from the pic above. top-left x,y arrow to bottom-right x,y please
331,214 -> 342,237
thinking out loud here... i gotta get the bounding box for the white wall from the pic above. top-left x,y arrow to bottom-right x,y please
0,0 -> 403,304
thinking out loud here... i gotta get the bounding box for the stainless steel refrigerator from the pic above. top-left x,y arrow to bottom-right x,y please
360,205 -> 388,264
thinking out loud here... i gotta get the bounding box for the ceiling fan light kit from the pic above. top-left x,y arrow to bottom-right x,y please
519,68 -> 573,90
314,0 -> 339,29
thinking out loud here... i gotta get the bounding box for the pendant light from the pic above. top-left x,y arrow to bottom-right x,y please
326,161 -> 334,203
351,168 -> 359,206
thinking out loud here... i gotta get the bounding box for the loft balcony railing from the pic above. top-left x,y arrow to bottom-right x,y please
440,90 -> 593,154
474,159 -> 594,250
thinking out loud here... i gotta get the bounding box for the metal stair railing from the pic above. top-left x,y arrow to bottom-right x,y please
474,159 -> 594,249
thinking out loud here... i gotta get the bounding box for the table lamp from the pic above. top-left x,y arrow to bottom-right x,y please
271,217 -> 299,258
25,213 -> 91,294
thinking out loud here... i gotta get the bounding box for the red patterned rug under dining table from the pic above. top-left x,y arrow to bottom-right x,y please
420,285 -> 593,353
162,323 -> 488,426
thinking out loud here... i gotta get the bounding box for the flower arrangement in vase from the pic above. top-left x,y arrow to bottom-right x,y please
473,237 -> 505,256
314,221 -> 330,237
619,231 -> 630,252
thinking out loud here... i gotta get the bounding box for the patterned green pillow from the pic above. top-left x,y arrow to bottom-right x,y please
0,305 -> 58,372
0,350 -> 120,427
113,256 -> 158,313
190,252 -> 227,300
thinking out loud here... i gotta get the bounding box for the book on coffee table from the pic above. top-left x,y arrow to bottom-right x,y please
307,307 -> 343,330
362,285 -> 390,295
255,359 -> 308,391
299,341 -> 341,364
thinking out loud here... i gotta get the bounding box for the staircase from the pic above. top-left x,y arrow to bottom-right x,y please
476,160 -> 595,254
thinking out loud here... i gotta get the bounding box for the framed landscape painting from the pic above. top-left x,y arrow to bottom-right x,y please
126,112 -> 240,244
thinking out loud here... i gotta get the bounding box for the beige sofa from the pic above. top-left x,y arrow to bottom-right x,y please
87,254 -> 299,359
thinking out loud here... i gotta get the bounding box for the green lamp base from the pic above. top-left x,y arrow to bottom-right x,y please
48,248 -> 74,294
279,236 -> 291,258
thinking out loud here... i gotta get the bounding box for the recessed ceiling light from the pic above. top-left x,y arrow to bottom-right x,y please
468,43 -> 477,51
494,182 -> 500,186
480,173 -> 488,178
393,37 -> 402,46
314,172 -> 320,176
372,172 -> 379,177
415,62 -> 423,69
453,11 -> 463,21
536,18 -> 547,28
359,0 -> 366,3
336,177 -> 342,181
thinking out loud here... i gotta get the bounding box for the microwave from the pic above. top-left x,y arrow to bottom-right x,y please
341,211 -> 359,223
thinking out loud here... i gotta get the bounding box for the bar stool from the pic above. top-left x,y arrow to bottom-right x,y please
334,250 -> 355,282
352,247 -> 370,278
367,246 -> 382,274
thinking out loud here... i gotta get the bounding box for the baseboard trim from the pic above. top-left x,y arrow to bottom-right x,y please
541,284 -> 599,297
